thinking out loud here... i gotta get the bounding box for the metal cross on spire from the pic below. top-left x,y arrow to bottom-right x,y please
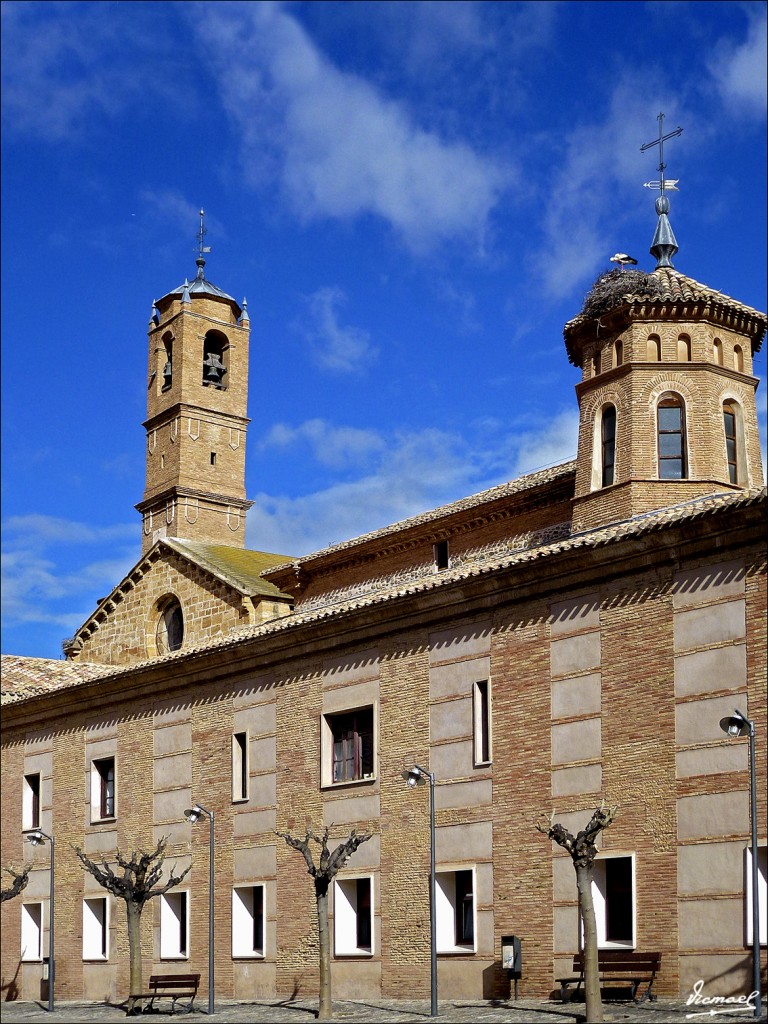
641,113 -> 683,269
195,208 -> 211,278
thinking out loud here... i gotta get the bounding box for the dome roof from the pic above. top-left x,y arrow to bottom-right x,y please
563,266 -> 766,365
157,257 -> 240,311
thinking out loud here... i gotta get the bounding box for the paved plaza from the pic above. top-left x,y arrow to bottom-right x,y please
0,997 -> 764,1024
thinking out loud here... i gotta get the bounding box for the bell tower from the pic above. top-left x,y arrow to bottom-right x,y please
136,212 -> 253,552
564,116 -> 765,534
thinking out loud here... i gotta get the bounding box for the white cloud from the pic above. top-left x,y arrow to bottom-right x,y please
1,515 -> 138,631
260,419 -> 386,469
192,2 -> 510,252
707,10 -> 767,118
247,414 -> 577,556
533,83 -> 685,298
1,2 -> 142,139
300,288 -> 378,373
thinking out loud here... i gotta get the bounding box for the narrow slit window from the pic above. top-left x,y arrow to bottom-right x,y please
601,405 -> 616,487
614,340 -> 623,366
91,757 -> 116,821
647,334 -> 661,361
473,680 -> 491,765
23,773 -> 41,831
210,452 -> 217,466
232,731 -> 248,802
723,402 -> 738,484
734,345 -> 744,372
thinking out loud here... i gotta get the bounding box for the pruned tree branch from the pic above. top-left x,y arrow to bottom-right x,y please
1,865 -> 31,903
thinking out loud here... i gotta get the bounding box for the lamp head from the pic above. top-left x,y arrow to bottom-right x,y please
401,767 -> 426,787
184,806 -> 202,824
27,830 -> 44,847
720,713 -> 749,738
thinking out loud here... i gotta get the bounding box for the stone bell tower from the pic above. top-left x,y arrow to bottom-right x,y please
136,212 -> 253,552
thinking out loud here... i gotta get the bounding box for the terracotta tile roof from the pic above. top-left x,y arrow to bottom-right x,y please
564,267 -> 766,360
5,485 -> 763,708
262,460 -> 577,576
1,656 -> 120,705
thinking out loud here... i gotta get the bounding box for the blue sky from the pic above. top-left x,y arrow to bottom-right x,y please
2,0 -> 766,660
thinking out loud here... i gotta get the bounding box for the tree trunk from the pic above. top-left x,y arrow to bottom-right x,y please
126,900 -> 144,1014
316,882 -> 333,1020
575,863 -> 603,1024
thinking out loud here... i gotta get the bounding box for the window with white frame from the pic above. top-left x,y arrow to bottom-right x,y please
436,868 -> 475,953
473,680 -> 492,766
232,731 -> 249,802
746,845 -> 767,946
90,756 -> 116,821
322,706 -> 375,786
160,891 -> 189,959
591,854 -> 635,947
21,902 -> 42,961
83,897 -> 108,960
232,885 -> 265,957
23,772 -> 41,831
334,876 -> 373,956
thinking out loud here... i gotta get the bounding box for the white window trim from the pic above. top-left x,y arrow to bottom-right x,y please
232,884 -> 266,959
22,772 -> 41,832
160,890 -> 190,960
83,896 -> 109,961
588,853 -> 636,949
333,874 -> 374,957
320,703 -> 377,789
435,866 -> 477,954
232,731 -> 249,803
745,844 -> 767,947
21,902 -> 43,962
472,680 -> 492,767
89,755 -> 117,824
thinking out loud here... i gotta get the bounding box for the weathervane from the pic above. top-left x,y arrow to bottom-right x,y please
641,113 -> 683,269
195,208 -> 211,278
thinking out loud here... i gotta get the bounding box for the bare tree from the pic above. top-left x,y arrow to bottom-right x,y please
277,826 -> 372,1020
0,865 -> 30,903
537,802 -> 617,1023
73,837 -> 190,1013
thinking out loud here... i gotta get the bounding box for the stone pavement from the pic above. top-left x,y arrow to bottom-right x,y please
0,997 -> 764,1024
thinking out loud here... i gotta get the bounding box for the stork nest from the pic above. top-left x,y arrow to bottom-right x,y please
579,268 -> 662,321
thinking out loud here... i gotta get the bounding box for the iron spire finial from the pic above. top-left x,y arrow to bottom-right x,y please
195,208 -> 211,279
641,112 -> 683,269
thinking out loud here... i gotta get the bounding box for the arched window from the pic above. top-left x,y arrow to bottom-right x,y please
713,338 -> 723,366
722,400 -> 745,485
601,405 -> 617,487
733,345 -> 744,372
657,395 -> 687,479
202,330 -> 228,389
156,598 -> 184,654
614,340 -> 623,367
677,334 -> 691,361
647,334 -> 661,361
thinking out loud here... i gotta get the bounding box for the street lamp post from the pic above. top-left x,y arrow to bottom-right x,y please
402,765 -> 438,1017
27,829 -> 54,1013
185,803 -> 215,1015
719,709 -> 762,1019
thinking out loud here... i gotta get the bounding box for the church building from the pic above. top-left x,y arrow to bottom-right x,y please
1,189 -> 766,1008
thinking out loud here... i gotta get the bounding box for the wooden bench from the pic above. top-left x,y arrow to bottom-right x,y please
557,951 -> 661,1004
127,973 -> 200,1015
